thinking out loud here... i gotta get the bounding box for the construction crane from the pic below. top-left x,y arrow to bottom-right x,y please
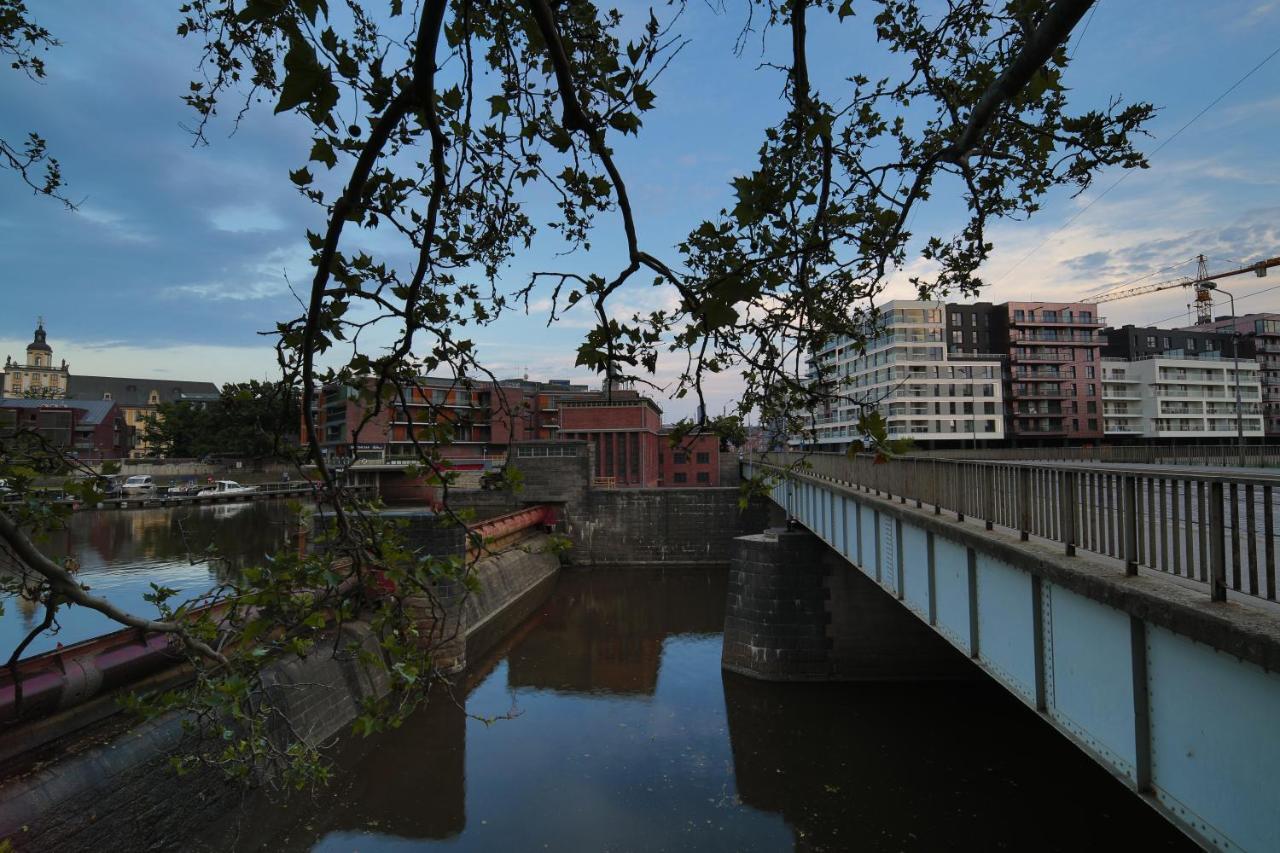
1094,254 -> 1280,323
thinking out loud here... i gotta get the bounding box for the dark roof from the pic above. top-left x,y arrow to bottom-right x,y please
66,375 -> 219,407
0,396 -> 117,425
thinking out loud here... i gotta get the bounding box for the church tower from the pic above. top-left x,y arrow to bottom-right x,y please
3,318 -> 69,398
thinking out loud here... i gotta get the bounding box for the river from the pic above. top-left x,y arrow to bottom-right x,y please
0,501 -> 302,657
205,567 -> 1194,852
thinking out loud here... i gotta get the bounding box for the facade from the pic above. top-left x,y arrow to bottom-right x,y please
997,301 -> 1104,444
310,375 -> 720,488
1178,314 -> 1280,436
0,397 -> 128,460
66,375 -> 220,458
658,430 -> 721,486
1100,355 -> 1263,439
803,300 -> 1005,451
2,322 -> 69,398
557,397 -> 664,487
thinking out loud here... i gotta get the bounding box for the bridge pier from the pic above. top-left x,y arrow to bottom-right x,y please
722,528 -> 973,682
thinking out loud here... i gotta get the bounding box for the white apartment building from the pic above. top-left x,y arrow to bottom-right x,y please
800,301 -> 1005,451
1102,354 -> 1264,439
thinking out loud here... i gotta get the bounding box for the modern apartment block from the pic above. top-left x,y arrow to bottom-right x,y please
1178,313 -> 1280,435
996,301 -> 1105,443
804,300 -> 1005,451
1100,355 -> 1263,439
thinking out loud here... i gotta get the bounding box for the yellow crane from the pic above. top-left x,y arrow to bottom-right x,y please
1094,254 -> 1280,323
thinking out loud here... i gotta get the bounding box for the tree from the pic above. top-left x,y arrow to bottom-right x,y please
0,0 -> 1151,789
144,380 -> 301,461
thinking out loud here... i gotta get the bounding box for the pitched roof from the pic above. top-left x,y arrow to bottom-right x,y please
65,375 -> 220,407
0,396 -> 118,425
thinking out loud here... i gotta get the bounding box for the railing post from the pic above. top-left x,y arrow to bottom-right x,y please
1018,466 -> 1031,541
1209,481 -> 1227,602
933,459 -> 941,514
955,462 -> 965,523
984,465 -> 995,531
1058,470 -> 1076,557
1123,474 -> 1138,576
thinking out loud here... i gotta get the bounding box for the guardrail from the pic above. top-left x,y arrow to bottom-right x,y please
751,451 -> 1280,605
902,444 -> 1280,467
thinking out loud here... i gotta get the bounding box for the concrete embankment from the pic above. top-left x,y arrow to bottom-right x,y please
0,535 -> 561,852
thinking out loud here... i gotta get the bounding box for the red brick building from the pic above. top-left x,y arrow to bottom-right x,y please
0,397 -> 128,460
308,375 -> 723,489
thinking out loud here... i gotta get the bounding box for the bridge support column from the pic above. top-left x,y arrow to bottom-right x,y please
722,528 -> 972,682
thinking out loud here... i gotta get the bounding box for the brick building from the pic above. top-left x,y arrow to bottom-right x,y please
0,397 -> 128,460
309,375 -> 721,490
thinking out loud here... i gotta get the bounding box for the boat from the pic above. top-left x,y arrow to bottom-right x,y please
197,480 -> 259,498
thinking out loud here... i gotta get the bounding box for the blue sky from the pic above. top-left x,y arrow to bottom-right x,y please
3,1 -> 1280,418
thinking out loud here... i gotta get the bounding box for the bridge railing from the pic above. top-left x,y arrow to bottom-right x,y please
900,444 -> 1280,467
751,451 -> 1280,604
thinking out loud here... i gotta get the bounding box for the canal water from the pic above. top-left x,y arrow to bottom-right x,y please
0,501 -> 302,657
212,567 -> 1194,852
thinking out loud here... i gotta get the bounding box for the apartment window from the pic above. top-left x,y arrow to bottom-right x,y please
674,452 -> 687,465
1072,419 -> 1080,432
1086,401 -> 1097,414
1146,336 -> 1157,348
970,331 -> 978,344
1088,418 -> 1098,432
1014,310 -> 1025,321
696,452 -> 710,464
696,472 -> 710,483
951,330 -> 963,343
1162,337 -> 1172,349
673,472 -> 688,483
1087,384 -> 1096,396
1085,366 -> 1095,379
950,312 -> 961,326
1186,338 -> 1198,351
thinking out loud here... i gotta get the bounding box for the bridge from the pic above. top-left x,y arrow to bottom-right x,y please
737,452 -> 1280,852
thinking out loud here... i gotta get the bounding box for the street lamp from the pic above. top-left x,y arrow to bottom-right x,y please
1202,282 -> 1246,467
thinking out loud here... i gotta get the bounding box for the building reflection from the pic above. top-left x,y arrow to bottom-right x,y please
506,568 -> 727,696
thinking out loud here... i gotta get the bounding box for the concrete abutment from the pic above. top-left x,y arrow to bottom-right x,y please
722,528 -> 973,682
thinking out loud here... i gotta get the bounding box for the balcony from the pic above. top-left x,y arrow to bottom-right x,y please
1010,315 -> 1106,328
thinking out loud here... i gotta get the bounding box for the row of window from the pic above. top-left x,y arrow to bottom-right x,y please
669,472 -> 711,483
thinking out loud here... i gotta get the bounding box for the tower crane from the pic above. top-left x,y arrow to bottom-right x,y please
1093,253 -> 1280,323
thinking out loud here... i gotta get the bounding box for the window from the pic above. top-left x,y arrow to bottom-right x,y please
696,472 -> 710,483
1086,401 -> 1097,413
1085,366 -> 1095,379
696,452 -> 710,464
950,312 -> 961,326
1088,418 -> 1098,432
103,392 -> 112,400
950,330 -> 963,343
1014,310 -> 1025,321
1186,338 -> 1198,351
673,452 -> 687,464
673,472 -> 688,483
1162,337 -> 1172,349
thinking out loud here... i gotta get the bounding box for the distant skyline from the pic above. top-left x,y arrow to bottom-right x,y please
3,2 -> 1280,417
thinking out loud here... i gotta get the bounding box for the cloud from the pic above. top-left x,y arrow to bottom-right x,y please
172,245 -> 312,303
209,204 -> 288,233
0,338 -> 277,385
75,205 -> 152,243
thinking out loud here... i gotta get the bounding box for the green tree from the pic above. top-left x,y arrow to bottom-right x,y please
0,0 -> 1152,790
144,380 -> 301,461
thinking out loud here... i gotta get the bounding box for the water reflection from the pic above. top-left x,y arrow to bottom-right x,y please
0,501 -> 305,656
214,567 -> 1192,853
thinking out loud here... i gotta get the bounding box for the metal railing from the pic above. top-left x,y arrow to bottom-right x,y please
751,451 -> 1280,604
901,444 -> 1280,467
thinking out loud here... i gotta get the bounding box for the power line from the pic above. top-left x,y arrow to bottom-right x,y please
1068,0 -> 1100,61
992,43 -> 1280,286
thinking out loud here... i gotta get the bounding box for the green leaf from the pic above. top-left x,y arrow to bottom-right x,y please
441,86 -> 463,112
309,138 -> 337,169
275,37 -> 327,115
289,167 -> 314,186
486,95 -> 510,118
837,0 -> 855,20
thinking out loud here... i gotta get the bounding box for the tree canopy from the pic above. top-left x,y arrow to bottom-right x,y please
143,380 -> 301,461
0,0 -> 1152,790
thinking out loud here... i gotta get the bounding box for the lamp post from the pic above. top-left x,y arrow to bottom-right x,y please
1203,282 -> 1246,467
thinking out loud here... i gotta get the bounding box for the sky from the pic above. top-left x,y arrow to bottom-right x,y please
3,1 -> 1280,419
